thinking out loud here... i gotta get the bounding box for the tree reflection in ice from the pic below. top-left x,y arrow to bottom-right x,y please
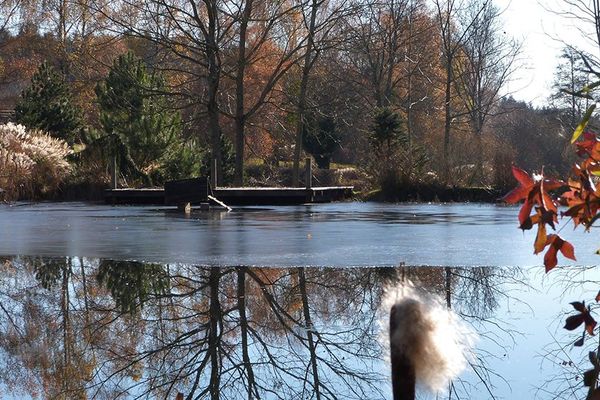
0,258 -> 520,399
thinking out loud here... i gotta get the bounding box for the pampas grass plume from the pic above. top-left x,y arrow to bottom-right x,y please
383,282 -> 477,393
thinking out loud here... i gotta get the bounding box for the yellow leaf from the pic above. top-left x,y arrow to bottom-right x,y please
572,104 -> 597,144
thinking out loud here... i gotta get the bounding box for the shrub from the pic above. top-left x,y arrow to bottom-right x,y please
0,123 -> 71,200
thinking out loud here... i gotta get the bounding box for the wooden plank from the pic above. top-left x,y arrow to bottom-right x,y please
104,188 -> 165,205
164,177 -> 208,205
214,186 -> 354,205
105,185 -> 353,205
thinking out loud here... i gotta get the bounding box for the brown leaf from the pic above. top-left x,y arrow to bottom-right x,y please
584,369 -> 598,387
572,301 -> 587,312
534,223 -> 547,254
590,388 -> 600,400
565,314 -> 585,331
585,314 -> 598,336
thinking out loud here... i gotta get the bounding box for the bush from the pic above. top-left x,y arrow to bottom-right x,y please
152,140 -> 205,184
0,123 -> 71,200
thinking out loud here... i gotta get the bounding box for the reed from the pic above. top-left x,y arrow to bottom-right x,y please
0,123 -> 71,200
384,284 -> 476,399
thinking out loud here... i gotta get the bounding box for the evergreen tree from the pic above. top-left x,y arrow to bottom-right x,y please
95,52 -> 180,174
15,61 -> 82,144
96,260 -> 169,314
202,133 -> 235,185
370,107 -> 407,161
302,114 -> 340,169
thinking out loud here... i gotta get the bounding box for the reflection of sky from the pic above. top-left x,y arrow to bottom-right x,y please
1,261 -> 599,399
1,202 -> 599,268
458,266 -> 599,399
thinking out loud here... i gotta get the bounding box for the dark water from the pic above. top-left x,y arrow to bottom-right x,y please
0,202 -> 599,399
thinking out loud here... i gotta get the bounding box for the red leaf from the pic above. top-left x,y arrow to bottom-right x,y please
544,242 -> 559,272
502,166 -> 534,205
519,197 -> 535,230
512,166 -> 534,187
502,185 -> 530,204
595,290 -> 600,303
560,240 -> 577,261
544,235 -> 577,272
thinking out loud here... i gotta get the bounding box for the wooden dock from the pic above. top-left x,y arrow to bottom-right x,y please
104,188 -> 165,205
105,186 -> 354,206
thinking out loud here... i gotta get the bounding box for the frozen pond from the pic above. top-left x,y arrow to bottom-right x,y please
1,202 -> 600,399
1,201 -> 598,267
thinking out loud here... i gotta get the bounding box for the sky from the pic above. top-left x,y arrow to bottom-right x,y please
495,0 -> 598,106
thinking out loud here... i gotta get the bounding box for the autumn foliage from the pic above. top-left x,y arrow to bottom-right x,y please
502,121 -> 600,272
503,165 -> 576,271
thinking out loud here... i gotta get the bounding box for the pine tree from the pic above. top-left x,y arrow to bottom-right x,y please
15,61 -> 82,145
95,52 -> 180,173
302,114 -> 340,169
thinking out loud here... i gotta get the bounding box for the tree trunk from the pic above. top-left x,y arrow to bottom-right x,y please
61,258 -> 72,396
204,0 -> 223,187
237,268 -> 259,399
292,0 -> 319,187
443,54 -> 452,182
209,267 -> 222,399
298,267 -> 321,399
234,0 -> 253,186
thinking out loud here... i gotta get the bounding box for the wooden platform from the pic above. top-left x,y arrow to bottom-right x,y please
105,186 -> 354,206
104,188 -> 165,205
215,186 -> 353,205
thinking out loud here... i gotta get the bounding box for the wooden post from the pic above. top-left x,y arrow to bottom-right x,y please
305,157 -> 312,189
111,155 -> 118,189
177,202 -> 191,214
390,304 -> 416,400
211,158 -> 218,189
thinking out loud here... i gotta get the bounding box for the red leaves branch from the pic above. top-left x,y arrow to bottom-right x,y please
502,166 -> 575,271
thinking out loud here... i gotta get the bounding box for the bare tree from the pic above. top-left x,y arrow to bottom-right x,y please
550,0 -> 600,59
452,0 -> 520,181
227,0 -> 306,186
432,0 -> 494,180
551,46 -> 591,129
290,0 -> 354,186
455,1 -> 519,136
